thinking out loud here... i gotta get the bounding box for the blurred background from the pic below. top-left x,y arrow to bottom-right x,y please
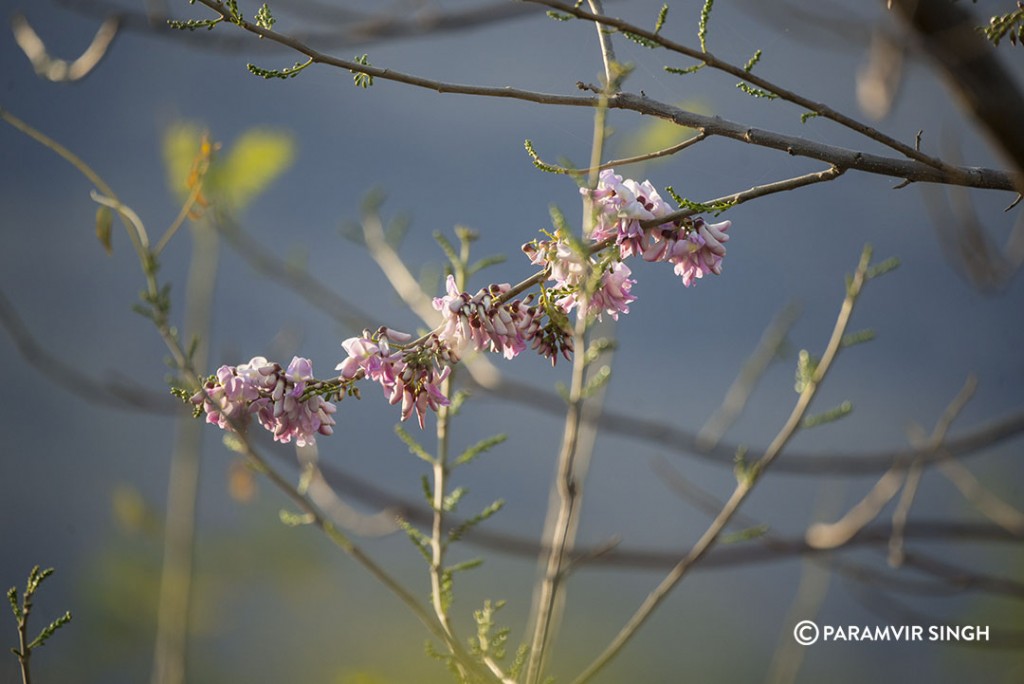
1,1 -> 1022,682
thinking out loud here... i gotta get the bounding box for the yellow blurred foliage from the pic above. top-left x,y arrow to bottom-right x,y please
162,121 -> 295,211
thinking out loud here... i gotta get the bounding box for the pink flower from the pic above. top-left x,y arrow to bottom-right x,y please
591,261 -> 636,320
336,328 -> 453,428
665,219 -> 731,287
192,356 -> 337,446
583,169 -> 673,257
432,276 -> 542,361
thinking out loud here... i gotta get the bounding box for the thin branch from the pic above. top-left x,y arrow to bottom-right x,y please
530,131 -> 707,175
528,0 -> 964,178
180,1 -> 1017,192
697,302 -> 801,450
525,292 -> 591,684
889,374 -> 978,567
805,467 -> 905,549
937,456 -> 1024,535
0,287 -> 176,413
12,12 -> 119,82
58,0 -> 539,52
587,0 -> 617,90
888,0 -> 1024,192
267,447 -> 1024,580
571,246 -> 877,684
212,213 -> 373,333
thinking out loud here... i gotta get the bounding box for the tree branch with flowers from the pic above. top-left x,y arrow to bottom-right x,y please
4,1 -> 1024,683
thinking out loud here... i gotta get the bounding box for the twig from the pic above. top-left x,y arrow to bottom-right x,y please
804,468 -> 904,549
0,287 -> 175,412
524,296 -> 591,684
12,12 -> 119,82
58,0 -> 538,52
151,218 -> 218,684
889,375 -> 978,567
527,0 -> 965,178
212,213 -> 373,333
179,1 -> 1017,192
697,302 -> 801,450
937,457 -> 1024,535
529,131 -> 707,175
571,245 -> 878,684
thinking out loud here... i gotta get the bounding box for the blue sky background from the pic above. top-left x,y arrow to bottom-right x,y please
1,1 -> 1022,682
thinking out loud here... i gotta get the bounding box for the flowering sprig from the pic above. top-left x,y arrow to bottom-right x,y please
191,356 -> 339,446
187,168 -> 731,435
337,327 -> 452,428
584,168 -> 732,287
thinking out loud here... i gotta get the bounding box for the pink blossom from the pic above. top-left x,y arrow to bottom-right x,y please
583,169 -> 673,256
664,219 -> 731,287
192,356 -> 337,446
591,261 -> 636,320
432,276 -> 542,361
336,329 -> 452,428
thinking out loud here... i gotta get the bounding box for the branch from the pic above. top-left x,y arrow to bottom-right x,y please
58,0 -> 539,52
888,0 -> 1024,192
180,1 -> 1017,192
527,0 -> 963,177
570,246 -> 879,683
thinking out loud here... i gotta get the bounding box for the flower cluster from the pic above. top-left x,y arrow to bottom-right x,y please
188,168 -> 733,439
522,169 -> 731,326
523,239 -> 637,322
337,328 -> 451,428
583,169 -> 731,288
191,356 -> 337,447
432,276 -> 541,360
432,275 -> 573,366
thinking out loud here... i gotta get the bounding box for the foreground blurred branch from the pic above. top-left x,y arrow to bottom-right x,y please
11,12 -> 118,82
888,0 -> 1024,191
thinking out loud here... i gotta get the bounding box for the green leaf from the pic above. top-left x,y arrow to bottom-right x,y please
698,0 -> 715,52
454,434 -> 508,467
524,139 -> 568,174
446,558 -> 484,574
351,54 -> 374,88
742,49 -> 762,72
655,4 -> 670,34
866,256 -> 900,279
27,611 -> 72,651
167,17 -> 221,31
736,81 -> 778,99
794,349 -> 818,393
395,425 -> 433,464
447,500 -> 504,545
443,486 -> 467,512
581,365 -> 612,398
721,524 -> 769,544
841,329 -> 876,347
433,231 -> 461,274
802,400 -> 853,429
95,205 -> 113,255
396,518 -> 432,563
467,254 -> 507,277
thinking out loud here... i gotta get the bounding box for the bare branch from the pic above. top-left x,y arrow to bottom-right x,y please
12,12 -> 119,82
179,0 -> 1017,192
